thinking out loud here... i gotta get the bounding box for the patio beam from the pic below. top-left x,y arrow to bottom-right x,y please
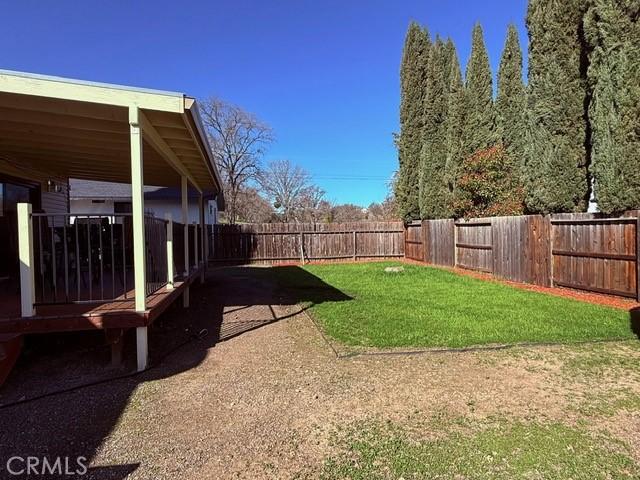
138,109 -> 202,193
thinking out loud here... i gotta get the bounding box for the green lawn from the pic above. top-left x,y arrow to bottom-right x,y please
270,262 -> 635,348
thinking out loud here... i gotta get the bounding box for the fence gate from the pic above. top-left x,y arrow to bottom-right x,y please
550,216 -> 639,299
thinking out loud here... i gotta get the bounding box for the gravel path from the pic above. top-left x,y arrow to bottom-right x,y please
0,265 -> 639,479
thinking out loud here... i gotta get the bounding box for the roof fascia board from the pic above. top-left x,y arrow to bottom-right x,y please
0,70 -> 184,113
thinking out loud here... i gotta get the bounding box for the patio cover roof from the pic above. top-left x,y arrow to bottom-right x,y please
0,69 -> 223,196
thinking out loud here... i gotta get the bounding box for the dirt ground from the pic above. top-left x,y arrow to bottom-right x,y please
1,265 -> 639,479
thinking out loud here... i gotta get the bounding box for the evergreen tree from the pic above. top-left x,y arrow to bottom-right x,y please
524,0 -> 590,213
463,23 -> 496,156
445,44 -> 466,207
496,24 -> 526,171
584,0 -> 640,213
396,22 -> 431,221
419,38 -> 454,219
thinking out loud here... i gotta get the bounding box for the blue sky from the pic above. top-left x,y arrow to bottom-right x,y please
0,0 -> 528,206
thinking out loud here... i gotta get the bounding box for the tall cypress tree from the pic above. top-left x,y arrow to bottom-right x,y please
396,22 -> 431,221
524,0 -> 590,213
496,24 -> 526,171
419,38 -> 454,219
584,0 -> 640,213
463,23 -> 496,157
445,44 -> 466,206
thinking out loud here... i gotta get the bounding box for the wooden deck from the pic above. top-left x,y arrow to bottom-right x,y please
0,267 -> 203,334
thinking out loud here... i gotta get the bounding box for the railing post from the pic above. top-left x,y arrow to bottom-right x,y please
166,214 -> 174,290
17,203 -> 35,317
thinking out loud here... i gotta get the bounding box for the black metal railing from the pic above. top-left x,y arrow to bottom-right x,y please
144,215 -> 168,297
31,213 -> 173,305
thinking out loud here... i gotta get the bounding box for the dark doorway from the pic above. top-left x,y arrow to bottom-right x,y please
0,175 -> 40,317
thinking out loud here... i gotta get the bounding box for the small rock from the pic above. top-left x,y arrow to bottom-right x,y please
384,266 -> 404,273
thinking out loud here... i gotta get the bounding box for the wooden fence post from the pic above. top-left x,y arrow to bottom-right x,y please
636,213 -> 640,302
421,220 -> 428,264
299,231 -> 305,264
353,230 -> 357,260
453,220 -> 459,268
548,215 -> 554,288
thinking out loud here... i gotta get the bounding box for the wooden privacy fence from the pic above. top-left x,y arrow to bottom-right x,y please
211,222 -> 404,264
405,212 -> 640,301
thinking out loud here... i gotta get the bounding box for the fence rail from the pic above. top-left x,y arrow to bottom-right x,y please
211,222 -> 405,264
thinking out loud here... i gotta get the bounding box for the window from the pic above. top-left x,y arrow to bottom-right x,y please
114,201 -> 132,214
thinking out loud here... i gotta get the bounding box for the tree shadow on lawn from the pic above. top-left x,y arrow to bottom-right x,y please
0,265 -> 349,479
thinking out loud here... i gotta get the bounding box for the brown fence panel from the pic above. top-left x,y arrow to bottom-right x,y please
550,213 -> 638,298
404,222 -> 424,261
426,219 -> 455,266
212,222 -> 404,264
455,220 -> 493,273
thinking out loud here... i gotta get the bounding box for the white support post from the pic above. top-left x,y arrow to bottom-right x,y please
181,175 -> 190,308
193,222 -> 198,270
181,176 -> 189,277
166,213 -> 174,290
136,326 -> 148,372
17,203 -> 35,317
129,106 -> 146,313
199,193 -> 205,283
204,201 -> 210,265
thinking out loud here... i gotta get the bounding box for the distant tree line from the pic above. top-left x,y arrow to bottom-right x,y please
201,99 -> 398,224
395,0 -> 640,221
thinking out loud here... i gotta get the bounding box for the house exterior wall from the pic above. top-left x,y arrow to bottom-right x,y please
1,155 -> 69,215
70,198 -> 218,224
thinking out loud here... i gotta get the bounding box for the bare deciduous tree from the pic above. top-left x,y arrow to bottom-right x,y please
329,203 -> 367,222
299,185 -> 330,224
200,97 -> 274,223
234,186 -> 276,223
257,159 -> 313,223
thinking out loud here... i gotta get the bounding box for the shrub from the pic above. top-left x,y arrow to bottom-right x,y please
453,144 -> 525,218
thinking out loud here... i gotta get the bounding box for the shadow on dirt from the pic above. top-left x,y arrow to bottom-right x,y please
0,265 -> 349,479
